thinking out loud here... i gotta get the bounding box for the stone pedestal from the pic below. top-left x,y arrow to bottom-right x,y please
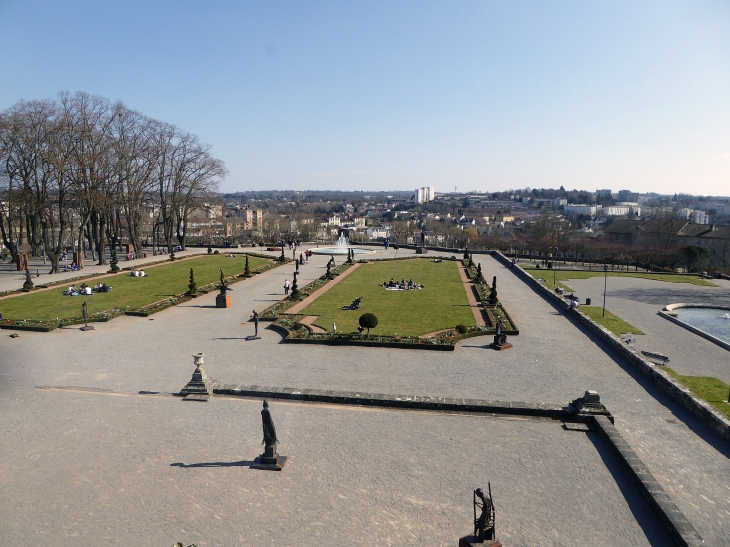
16,253 -> 29,271
216,294 -> 231,308
458,536 -> 501,547
179,353 -> 216,401
252,445 -> 287,471
490,334 -> 513,351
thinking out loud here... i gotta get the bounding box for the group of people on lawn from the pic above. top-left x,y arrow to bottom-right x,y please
382,278 -> 423,290
63,282 -> 111,296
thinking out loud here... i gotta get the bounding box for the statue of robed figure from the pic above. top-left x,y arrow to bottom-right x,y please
253,400 -> 286,469
261,399 -> 277,449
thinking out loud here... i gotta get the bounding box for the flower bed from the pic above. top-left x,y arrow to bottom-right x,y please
462,259 -> 519,334
271,316 -> 493,350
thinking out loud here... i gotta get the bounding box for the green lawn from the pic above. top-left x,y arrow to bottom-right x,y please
299,259 -> 475,336
0,254 -> 270,321
664,368 -> 730,419
579,306 -> 645,336
523,267 -> 716,291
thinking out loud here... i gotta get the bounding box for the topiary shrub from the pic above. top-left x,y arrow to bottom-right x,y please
243,254 -> 251,277
359,312 -> 379,338
188,268 -> 197,296
455,324 -> 468,335
207,244 -> 213,254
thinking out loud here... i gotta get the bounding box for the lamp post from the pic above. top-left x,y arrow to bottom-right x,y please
602,263 -> 608,317
553,247 -> 558,288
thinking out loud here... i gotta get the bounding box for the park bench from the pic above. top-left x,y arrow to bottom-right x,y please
641,350 -> 669,365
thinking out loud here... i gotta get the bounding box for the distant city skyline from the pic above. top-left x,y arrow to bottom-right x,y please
2,1 -> 728,196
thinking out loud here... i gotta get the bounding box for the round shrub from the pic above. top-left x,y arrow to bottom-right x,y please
455,324 -> 468,335
359,313 -> 379,336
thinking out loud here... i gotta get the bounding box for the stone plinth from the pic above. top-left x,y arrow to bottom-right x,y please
252,445 -> 287,471
458,537 -> 501,547
216,294 -> 231,308
179,353 -> 216,401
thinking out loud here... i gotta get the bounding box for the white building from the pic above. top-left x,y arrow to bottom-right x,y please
691,210 -> 708,224
604,206 -> 630,216
565,204 -> 599,216
415,187 -> 435,204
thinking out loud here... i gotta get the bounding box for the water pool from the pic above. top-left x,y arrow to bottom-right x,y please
673,307 -> 730,345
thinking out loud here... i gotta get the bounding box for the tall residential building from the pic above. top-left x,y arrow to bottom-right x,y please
243,209 -> 263,230
415,187 -> 435,204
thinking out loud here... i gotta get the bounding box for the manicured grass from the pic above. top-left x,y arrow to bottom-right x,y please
0,254 -> 270,321
523,267 -> 717,288
299,259 -> 475,336
664,368 -> 730,419
579,306 -> 645,336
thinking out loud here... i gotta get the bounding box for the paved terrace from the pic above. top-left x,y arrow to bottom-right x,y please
0,247 -> 728,545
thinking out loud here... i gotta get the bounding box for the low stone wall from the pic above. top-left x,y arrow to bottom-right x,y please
594,416 -> 704,547
491,250 -> 730,441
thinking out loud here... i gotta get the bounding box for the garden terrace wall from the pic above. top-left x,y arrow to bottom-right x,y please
491,250 -> 730,441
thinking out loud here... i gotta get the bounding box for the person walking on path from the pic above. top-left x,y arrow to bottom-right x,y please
284,279 -> 290,295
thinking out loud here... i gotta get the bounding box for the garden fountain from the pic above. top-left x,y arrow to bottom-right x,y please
311,234 -> 376,256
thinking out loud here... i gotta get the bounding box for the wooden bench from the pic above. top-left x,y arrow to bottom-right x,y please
641,350 -> 669,365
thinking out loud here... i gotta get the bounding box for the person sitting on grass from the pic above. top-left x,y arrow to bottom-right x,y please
64,285 -> 78,296
93,282 -> 103,292
138,269 -> 146,277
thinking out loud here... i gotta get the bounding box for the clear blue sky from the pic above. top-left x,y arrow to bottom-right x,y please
2,1 -> 729,196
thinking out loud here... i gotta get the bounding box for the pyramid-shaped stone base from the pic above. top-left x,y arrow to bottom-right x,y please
179,355 -> 216,401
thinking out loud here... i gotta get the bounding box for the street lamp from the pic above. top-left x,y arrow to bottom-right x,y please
553,247 -> 558,288
602,263 -> 608,317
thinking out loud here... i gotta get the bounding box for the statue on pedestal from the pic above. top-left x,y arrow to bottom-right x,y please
253,400 -> 287,470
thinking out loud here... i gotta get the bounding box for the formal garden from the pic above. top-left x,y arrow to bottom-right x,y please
265,256 -> 518,350
0,253 -> 273,331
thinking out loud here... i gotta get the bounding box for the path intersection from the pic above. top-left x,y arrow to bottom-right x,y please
0,247 -> 728,546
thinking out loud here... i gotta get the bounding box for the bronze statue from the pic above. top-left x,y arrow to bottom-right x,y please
217,268 -> 231,295
252,310 -> 259,337
257,399 -> 281,466
253,399 -> 287,469
82,301 -> 88,327
473,484 -> 495,541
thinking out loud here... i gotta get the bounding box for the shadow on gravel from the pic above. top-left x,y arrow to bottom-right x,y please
171,460 -> 255,468
586,431 -> 675,547
610,286 -> 730,307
